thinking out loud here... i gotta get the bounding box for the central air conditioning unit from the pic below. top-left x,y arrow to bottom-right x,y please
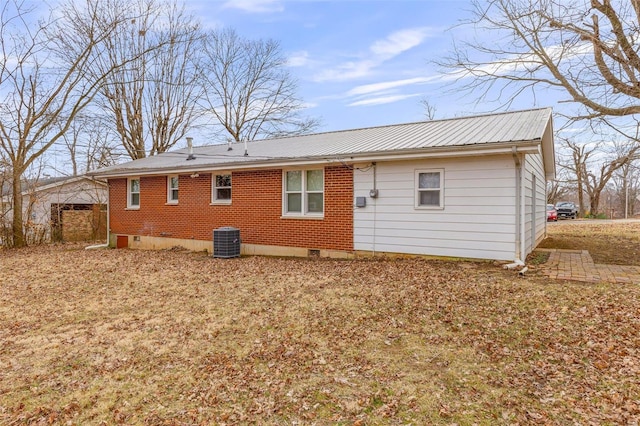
213,227 -> 241,258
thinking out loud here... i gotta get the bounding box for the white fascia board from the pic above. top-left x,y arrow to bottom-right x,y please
93,141 -> 542,179
540,118 -> 556,180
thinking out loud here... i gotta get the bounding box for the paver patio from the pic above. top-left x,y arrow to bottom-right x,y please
537,248 -> 640,284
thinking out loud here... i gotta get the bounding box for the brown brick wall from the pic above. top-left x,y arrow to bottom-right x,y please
108,166 -> 354,251
62,209 -> 107,242
62,210 -> 93,242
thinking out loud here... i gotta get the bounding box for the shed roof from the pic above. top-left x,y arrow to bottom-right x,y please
91,108 -> 555,178
1,176 -> 106,198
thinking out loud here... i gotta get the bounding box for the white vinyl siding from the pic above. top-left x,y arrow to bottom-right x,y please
522,150 -> 547,258
353,156 -> 517,261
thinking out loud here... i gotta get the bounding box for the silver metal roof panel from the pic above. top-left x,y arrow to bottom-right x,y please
92,108 -> 552,177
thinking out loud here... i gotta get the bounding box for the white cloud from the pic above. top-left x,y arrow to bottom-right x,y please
348,94 -> 421,107
221,0 -> 284,13
443,43 -> 594,81
558,126 -> 588,134
288,51 -> 311,67
313,26 -> 433,82
370,28 -> 432,59
347,76 -> 439,97
313,60 -> 377,82
340,75 -> 442,108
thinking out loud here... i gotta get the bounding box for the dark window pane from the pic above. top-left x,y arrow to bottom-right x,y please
419,190 -> 440,206
216,188 -> 231,200
216,174 -> 231,187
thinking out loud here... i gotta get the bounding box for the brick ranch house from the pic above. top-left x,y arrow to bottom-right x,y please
90,108 -> 555,262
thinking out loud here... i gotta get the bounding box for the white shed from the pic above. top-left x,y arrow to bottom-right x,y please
1,176 -> 108,243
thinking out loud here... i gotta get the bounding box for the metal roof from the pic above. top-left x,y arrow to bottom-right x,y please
91,107 -> 553,177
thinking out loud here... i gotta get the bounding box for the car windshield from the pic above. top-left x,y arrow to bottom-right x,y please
557,202 -> 572,208
547,205 -> 555,210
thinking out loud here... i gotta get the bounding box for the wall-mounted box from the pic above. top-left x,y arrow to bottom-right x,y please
355,196 -> 366,207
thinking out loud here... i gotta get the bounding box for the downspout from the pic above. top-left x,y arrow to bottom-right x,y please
512,147 -> 523,263
371,162 -> 377,256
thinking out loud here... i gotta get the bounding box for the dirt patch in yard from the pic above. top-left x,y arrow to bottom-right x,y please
0,246 -> 639,424
539,220 -> 640,265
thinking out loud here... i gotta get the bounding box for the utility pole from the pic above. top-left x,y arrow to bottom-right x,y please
625,176 -> 629,219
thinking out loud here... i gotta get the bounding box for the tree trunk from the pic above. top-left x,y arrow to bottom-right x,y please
11,170 -> 25,247
577,175 -> 585,217
577,161 -> 587,217
590,193 -> 601,217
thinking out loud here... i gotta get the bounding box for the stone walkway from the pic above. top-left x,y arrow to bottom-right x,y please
537,249 -> 640,284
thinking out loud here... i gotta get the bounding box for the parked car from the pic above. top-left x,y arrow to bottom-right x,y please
546,204 -> 558,222
555,201 -> 578,219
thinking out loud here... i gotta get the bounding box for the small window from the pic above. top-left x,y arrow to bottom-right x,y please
415,169 -> 444,209
283,169 -> 324,216
212,174 -> 232,203
167,175 -> 179,204
128,178 -> 140,209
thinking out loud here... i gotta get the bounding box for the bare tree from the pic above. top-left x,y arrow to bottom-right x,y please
583,142 -> 639,215
200,28 -> 319,142
442,0 -> 640,124
0,0 -> 144,247
91,0 -> 202,160
58,116 -> 120,176
560,138 -> 594,216
611,142 -> 640,217
0,155 -> 10,240
420,98 -> 437,120
85,126 -> 120,172
546,175 -> 572,205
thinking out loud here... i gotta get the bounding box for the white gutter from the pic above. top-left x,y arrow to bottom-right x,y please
86,242 -> 109,250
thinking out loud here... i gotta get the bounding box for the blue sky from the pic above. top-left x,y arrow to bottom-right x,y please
186,0 -> 532,133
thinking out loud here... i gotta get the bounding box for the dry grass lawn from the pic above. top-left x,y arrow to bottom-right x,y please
539,220 -> 640,265
1,243 -> 639,424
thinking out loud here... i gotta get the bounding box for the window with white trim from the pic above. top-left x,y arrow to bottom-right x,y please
415,169 -> 444,209
212,174 -> 232,203
167,175 -> 179,203
283,169 -> 324,216
127,177 -> 140,209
